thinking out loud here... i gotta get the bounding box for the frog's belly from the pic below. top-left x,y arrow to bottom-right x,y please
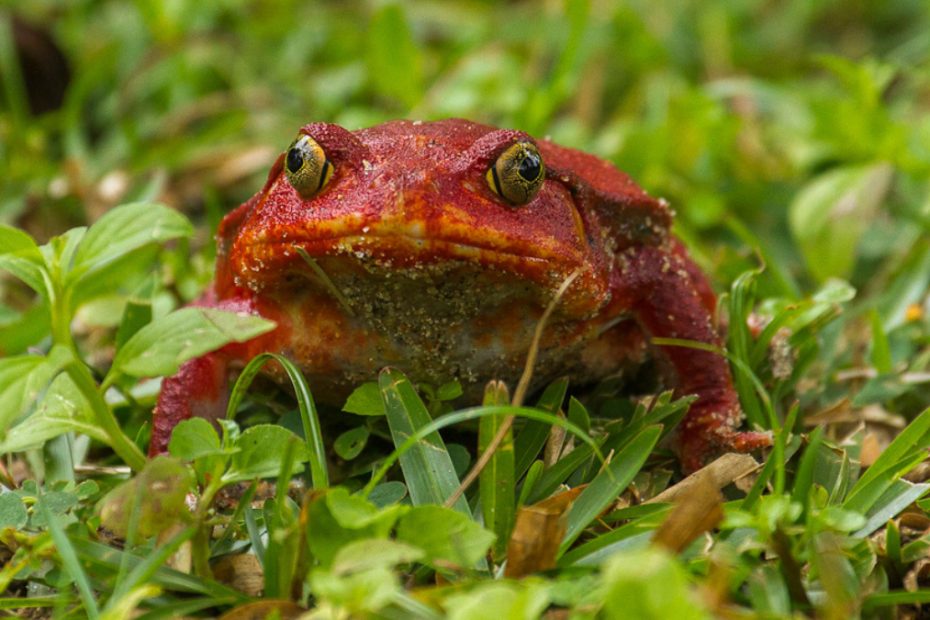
261,287 -> 649,404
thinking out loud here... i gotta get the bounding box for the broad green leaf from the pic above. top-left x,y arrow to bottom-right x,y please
560,425 -> 662,554
788,162 -> 893,281
342,382 -> 385,416
0,373 -> 105,454
366,3 -> 422,108
601,548 -> 712,620
223,425 -> 310,483
69,202 -> 192,284
479,380 -> 515,561
396,505 -> 495,569
380,368 -> 470,516
97,456 -> 194,538
0,346 -> 70,434
110,307 -> 275,379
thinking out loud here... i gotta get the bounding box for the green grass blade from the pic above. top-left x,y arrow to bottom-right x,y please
727,268 -> 766,427
380,367 -> 471,516
227,352 -> 329,489
479,381 -> 515,561
37,493 -> 100,619
558,508 -> 669,567
71,538 -> 246,602
863,590 -> 930,612
852,480 -> 930,537
361,405 -> 599,501
526,444 -> 596,504
559,425 -> 662,555
844,407 -> 930,510
514,378 -> 568,479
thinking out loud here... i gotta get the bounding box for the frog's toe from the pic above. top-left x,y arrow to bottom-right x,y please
679,428 -> 773,474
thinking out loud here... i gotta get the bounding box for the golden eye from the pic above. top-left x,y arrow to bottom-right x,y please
486,141 -> 545,205
284,134 -> 333,199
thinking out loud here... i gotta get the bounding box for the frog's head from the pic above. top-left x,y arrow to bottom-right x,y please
217,119 -> 670,320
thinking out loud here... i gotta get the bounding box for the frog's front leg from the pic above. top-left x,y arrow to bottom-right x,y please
615,242 -> 771,472
149,295 -> 282,456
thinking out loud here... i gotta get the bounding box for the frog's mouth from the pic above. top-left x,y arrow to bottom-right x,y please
235,233 -> 608,319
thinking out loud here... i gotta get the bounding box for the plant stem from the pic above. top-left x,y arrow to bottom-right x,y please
191,473 -> 225,579
66,360 -> 146,471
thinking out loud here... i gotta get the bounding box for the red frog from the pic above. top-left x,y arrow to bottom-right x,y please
152,119 -> 771,471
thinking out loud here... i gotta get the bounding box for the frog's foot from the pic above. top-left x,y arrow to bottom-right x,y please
679,426 -> 773,474
149,354 -> 230,456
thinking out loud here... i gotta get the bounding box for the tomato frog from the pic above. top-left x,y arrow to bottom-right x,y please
151,119 -> 771,472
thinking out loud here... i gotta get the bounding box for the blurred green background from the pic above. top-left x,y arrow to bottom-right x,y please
2,0 -> 929,335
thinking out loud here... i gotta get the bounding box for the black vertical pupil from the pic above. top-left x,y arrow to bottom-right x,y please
286,147 -> 304,173
518,152 -> 541,181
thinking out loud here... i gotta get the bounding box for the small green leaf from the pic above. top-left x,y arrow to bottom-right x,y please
110,307 -> 275,379
305,488 -> 406,568
334,426 -> 369,460
0,225 -> 48,296
0,493 -> 28,529
332,539 -> 423,575
368,481 -> 407,507
342,382 -> 385,416
224,425 -> 310,483
167,418 -> 223,461
437,380 -> 463,401
0,346 -> 70,434
445,581 -> 551,620
601,548 -> 713,619
0,373 -> 106,455
97,456 -> 194,538
396,505 -> 496,569
115,297 -> 153,352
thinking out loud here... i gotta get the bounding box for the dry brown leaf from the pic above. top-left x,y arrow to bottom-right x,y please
505,486 -> 584,578
213,553 -> 265,597
860,432 -> 882,467
904,558 -> 930,592
217,600 -> 304,620
651,473 -> 723,553
647,453 -> 760,505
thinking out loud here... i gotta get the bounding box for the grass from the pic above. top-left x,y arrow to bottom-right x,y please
2,0 -> 930,617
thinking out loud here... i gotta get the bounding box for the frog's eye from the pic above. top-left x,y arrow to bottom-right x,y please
486,141 -> 545,205
284,134 -> 333,199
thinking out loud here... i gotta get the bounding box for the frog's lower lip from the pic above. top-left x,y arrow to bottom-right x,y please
256,234 -> 576,267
